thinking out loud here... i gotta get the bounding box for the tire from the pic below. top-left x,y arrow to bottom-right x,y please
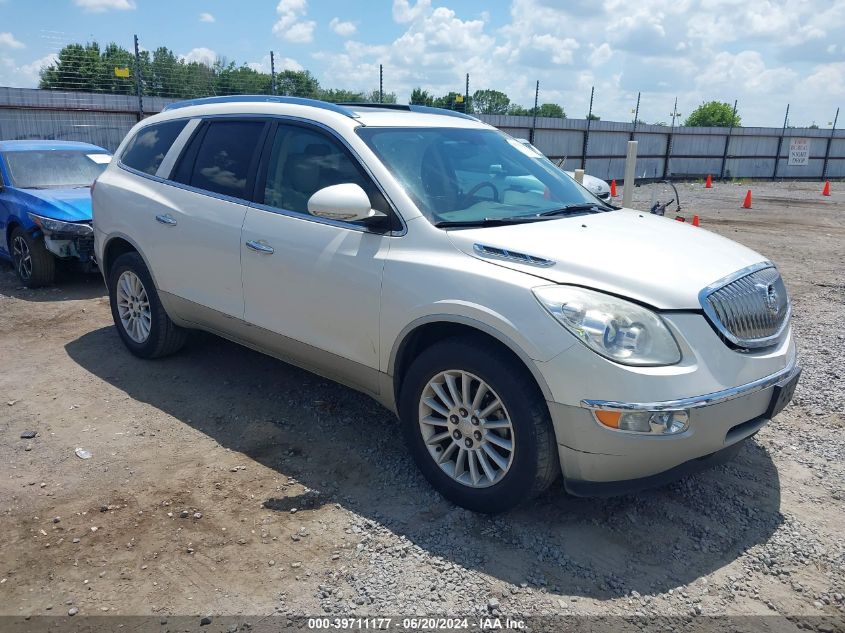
399,336 -> 560,513
108,251 -> 187,358
10,226 -> 55,287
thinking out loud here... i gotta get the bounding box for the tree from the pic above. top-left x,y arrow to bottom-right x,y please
586,113 -> 600,121
277,70 -> 320,98
364,89 -> 397,104
409,87 -> 434,106
472,89 -> 510,115
684,101 -> 741,127
507,104 -> 530,116
536,103 -> 565,118
433,91 -> 470,112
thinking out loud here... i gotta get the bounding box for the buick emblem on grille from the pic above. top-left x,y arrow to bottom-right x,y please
763,283 -> 780,316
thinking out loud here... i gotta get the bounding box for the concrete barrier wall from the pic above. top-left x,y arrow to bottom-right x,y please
0,87 -> 841,180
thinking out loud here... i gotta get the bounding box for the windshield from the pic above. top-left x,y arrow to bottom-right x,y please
357,127 -> 604,226
4,150 -> 111,189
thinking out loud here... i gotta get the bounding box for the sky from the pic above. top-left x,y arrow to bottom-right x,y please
0,0 -> 843,127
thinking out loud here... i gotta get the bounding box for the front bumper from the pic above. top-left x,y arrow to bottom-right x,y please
549,362 -> 800,495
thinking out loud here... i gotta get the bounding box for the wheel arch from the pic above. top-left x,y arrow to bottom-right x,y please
101,234 -> 161,288
389,315 -> 554,406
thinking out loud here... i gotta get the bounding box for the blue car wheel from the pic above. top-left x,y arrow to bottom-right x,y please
11,227 -> 55,287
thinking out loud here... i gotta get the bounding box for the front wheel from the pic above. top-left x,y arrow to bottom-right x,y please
11,226 -> 55,287
108,251 -> 187,358
399,336 -> 560,513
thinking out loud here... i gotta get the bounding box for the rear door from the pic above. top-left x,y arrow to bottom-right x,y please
148,118 -> 268,319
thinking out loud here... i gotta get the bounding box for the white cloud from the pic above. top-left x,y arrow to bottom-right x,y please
329,17 -> 357,37
181,47 -> 217,67
589,43 -> 612,67
0,32 -> 25,49
273,0 -> 316,43
247,54 -> 303,74
392,0 -> 431,24
0,53 -> 57,87
199,12 -> 215,23
73,0 -> 136,12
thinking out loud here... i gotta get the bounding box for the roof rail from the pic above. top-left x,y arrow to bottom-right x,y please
338,102 -> 480,121
162,95 -> 358,118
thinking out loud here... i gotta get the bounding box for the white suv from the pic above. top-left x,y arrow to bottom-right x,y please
93,96 -> 799,513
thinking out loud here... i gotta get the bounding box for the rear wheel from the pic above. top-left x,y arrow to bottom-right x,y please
11,226 -> 55,287
108,252 -> 187,358
399,336 -> 559,513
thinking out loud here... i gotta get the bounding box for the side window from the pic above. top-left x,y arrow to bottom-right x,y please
121,119 -> 188,175
178,120 -> 265,200
262,125 -> 388,217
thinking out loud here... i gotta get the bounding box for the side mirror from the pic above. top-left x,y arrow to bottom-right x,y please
308,183 -> 385,223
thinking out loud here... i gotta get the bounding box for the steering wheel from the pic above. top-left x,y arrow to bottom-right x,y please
460,181 -> 499,206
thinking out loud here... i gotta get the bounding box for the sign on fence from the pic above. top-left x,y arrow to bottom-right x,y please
788,138 -> 809,166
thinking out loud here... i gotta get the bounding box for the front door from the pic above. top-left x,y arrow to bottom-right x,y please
240,122 -> 395,392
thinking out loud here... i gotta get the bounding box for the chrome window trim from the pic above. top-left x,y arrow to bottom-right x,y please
698,261 -> 791,350
581,359 -> 799,412
155,118 -> 202,179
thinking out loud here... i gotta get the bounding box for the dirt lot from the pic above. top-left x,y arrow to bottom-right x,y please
1,181 -> 843,628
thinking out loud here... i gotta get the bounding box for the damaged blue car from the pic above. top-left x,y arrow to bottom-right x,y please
0,140 -> 111,286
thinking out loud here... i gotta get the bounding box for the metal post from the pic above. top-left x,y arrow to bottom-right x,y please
530,80 -> 539,144
663,96 -> 679,180
270,51 -> 277,95
630,91 -> 641,140
582,86 -> 594,170
465,73 -> 469,114
773,104 -> 789,180
133,34 -> 143,120
379,64 -> 383,103
719,99 -> 738,180
622,140 -> 638,208
822,107 -> 839,181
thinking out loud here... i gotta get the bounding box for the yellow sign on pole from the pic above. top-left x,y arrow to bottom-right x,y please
455,94 -> 464,103
114,67 -> 130,78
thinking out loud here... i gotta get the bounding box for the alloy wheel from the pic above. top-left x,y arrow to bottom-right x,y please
116,270 -> 152,343
12,235 -> 32,281
418,370 -> 515,488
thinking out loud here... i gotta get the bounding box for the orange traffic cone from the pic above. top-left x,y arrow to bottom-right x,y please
705,175 -> 713,189
692,215 -> 700,227
822,181 -> 831,196
742,190 -> 752,209
610,179 -> 617,197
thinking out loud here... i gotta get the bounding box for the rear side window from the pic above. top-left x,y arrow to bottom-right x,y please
177,120 -> 265,200
121,119 -> 187,175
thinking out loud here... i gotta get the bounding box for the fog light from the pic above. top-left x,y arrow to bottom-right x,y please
594,410 -> 689,435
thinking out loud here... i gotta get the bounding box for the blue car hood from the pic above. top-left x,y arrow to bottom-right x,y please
14,187 -> 92,222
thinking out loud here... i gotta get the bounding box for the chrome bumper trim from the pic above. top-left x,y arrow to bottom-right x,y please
580,360 -> 799,412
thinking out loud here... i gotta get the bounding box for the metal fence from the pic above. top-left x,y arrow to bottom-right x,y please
1,86 -> 842,182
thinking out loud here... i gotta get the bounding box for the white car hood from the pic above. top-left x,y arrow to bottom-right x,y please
447,209 -> 768,309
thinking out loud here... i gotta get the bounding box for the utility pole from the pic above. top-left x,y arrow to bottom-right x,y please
663,97 -> 681,180
822,107 -> 839,181
773,103 -> 789,180
465,73 -> 469,114
630,91 -> 641,140
270,51 -> 277,95
582,85 -> 594,170
530,80 -> 539,144
379,64 -> 383,103
719,99 -> 738,180
133,34 -> 143,120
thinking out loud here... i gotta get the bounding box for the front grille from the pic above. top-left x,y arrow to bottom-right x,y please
701,265 -> 790,349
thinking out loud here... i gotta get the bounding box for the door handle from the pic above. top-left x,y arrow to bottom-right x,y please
245,240 -> 274,254
155,214 -> 177,226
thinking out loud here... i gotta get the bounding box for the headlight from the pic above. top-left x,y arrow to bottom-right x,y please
533,285 -> 681,366
28,213 -> 93,235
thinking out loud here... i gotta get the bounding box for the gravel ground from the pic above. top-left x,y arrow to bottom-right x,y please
0,180 -> 843,629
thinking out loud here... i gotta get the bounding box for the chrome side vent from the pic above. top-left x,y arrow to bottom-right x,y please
473,243 -> 555,268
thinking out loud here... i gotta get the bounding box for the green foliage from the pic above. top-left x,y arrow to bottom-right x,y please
505,102 -> 565,118
409,87 -> 434,106
684,101 -> 741,127
472,89 -> 510,115
432,91 -> 471,112
586,113 -> 600,121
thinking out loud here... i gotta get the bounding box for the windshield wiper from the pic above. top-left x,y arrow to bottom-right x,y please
434,216 -> 553,228
538,202 -> 613,216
